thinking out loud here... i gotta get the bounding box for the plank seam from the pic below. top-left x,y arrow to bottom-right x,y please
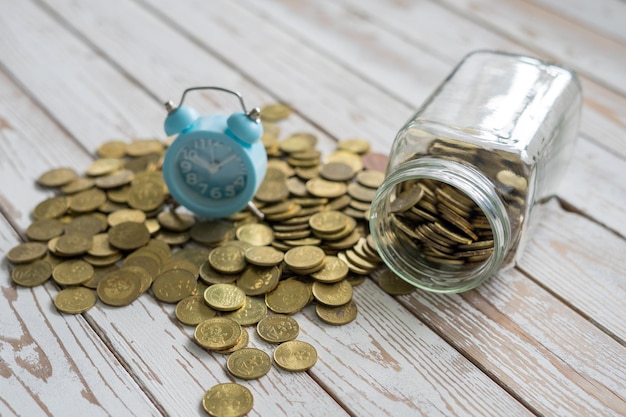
430,0 -> 626,99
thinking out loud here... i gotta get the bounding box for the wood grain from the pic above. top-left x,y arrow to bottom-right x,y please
0,0 -> 624,415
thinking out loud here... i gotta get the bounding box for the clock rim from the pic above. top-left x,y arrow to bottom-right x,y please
163,129 -> 258,218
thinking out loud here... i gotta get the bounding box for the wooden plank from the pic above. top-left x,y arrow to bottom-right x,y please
22,2 -> 526,415
0,0 -> 164,153
331,0 -> 626,161
389,261 -> 626,416
518,200 -> 626,343
435,0 -> 626,96
526,0 -> 626,44
0,84 -> 161,414
529,0 -> 626,44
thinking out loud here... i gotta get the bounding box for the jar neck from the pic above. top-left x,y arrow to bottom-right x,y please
369,157 -> 512,293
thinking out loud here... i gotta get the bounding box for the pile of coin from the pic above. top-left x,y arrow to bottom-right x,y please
6,102 -> 416,417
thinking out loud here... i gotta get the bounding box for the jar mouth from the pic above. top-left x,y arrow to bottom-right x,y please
369,158 -> 511,293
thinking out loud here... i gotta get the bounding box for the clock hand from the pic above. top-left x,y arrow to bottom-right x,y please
189,155 -> 215,172
212,153 -> 238,172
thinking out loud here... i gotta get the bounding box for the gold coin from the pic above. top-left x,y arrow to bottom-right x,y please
52,260 -> 94,286
377,269 -> 416,295
203,283 -> 246,311
356,170 -> 385,189
256,314 -> 299,344
390,186 -> 424,213
108,221 -> 151,250
337,138 -> 371,155
32,196 -> 69,220
236,265 -> 280,296
236,223 -> 274,247
273,340 -> 318,372
157,210 -> 196,232
7,242 -> 48,264
190,220 -> 232,245
121,265 -> 152,294
107,209 -> 147,227
152,269 -> 197,303
226,348 -> 271,380
208,246 -> 247,274
265,279 -> 311,314
82,264 -> 119,289
222,296 -> 267,326
312,280 -> 353,307
124,252 -> 162,278
305,177 -> 347,198
309,210 -> 349,234
315,300 -> 358,325
87,233 -> 119,257
127,181 -> 164,212
310,256 -> 349,283
201,383 -> 253,417
347,182 -> 377,202
175,294 -> 217,325
283,245 -> 325,270
11,260 -> 52,287
54,233 -> 93,256
261,103 -> 291,122
64,215 -> 105,236
83,253 -> 122,267
86,158 -> 124,176
194,317 -> 242,351
278,132 -> 317,153
325,150 -> 364,173
37,167 -> 78,187
126,138 -> 164,156
94,169 -> 134,189
70,188 -> 107,213
97,140 -> 127,158
61,177 -> 95,194
319,162 -> 355,182
162,258 -> 199,278
97,268 -> 142,306
214,327 -> 250,355
244,246 -> 284,266
497,169 -> 528,191
255,168 -> 289,203
54,287 -> 97,314
199,261 -> 239,285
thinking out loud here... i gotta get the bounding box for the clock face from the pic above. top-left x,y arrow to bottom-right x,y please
175,137 -> 248,201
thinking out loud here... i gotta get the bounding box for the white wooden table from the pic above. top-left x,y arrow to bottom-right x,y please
1,0 -> 625,416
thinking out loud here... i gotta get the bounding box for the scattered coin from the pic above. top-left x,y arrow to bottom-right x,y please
7,242 -> 47,264
194,317 -> 242,351
226,348 -> 272,380
175,295 -> 217,326
257,315 -> 299,344
273,340 -> 318,372
11,259 -> 52,287
54,287 -> 97,314
202,383 -> 253,417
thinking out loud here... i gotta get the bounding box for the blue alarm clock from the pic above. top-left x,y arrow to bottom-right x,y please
162,87 -> 267,218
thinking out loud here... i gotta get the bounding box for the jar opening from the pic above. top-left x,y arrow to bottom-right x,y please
370,158 -> 511,293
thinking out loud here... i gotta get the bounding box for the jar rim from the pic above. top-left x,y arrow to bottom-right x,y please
369,157 -> 511,293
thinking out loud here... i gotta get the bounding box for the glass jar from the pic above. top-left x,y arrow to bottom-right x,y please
369,50 -> 582,293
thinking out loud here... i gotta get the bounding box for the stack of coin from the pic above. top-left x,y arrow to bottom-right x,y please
7,103 -> 416,417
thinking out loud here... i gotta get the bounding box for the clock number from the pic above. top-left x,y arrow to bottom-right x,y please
186,173 -> 198,185
224,185 -> 235,198
181,149 -> 198,160
180,160 -> 192,173
234,176 -> 245,187
210,187 -> 222,199
194,139 -> 207,149
199,183 -> 208,194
